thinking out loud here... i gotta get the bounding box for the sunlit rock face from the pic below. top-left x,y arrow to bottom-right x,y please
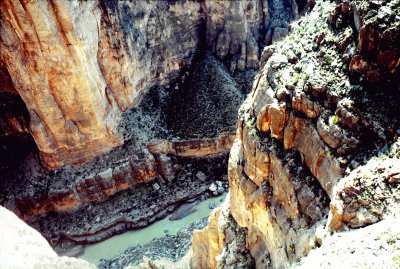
192,0 -> 400,268
0,206 -> 96,269
0,0 -> 299,169
192,196 -> 256,269
226,133 -> 328,268
192,205 -> 226,269
0,0 -> 121,169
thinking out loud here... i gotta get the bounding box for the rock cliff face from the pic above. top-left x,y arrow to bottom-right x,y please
0,1 -> 302,249
1,0 -> 122,169
0,51 -> 246,253
0,0 -> 299,169
9,134 -> 234,221
192,0 -> 400,268
192,196 -> 256,269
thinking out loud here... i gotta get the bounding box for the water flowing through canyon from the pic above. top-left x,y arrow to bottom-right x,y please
0,1 -> 399,269
79,193 -> 227,265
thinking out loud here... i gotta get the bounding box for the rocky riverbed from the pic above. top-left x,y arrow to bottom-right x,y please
30,154 -> 229,254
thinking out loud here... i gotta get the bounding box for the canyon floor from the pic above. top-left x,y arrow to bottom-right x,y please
0,53 -> 256,266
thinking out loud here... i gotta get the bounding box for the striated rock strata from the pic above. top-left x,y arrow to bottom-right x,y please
0,0 -> 299,169
29,154 -> 230,250
192,0 -> 400,268
7,136 -> 234,221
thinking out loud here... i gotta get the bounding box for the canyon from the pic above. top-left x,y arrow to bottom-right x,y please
0,0 -> 298,266
0,0 -> 297,169
0,0 -> 399,269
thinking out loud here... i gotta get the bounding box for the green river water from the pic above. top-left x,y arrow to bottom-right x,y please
78,193 -> 227,265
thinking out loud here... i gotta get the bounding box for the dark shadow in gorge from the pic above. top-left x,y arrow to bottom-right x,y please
345,75 -> 400,165
164,53 -> 246,139
0,90 -> 35,171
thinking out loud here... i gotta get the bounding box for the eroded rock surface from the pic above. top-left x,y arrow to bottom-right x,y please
0,53 -> 242,220
292,213 -> 400,269
0,206 -> 96,269
0,0 -> 298,169
192,0 -> 400,268
328,141 -> 400,230
1,0 -> 122,169
192,196 -> 255,269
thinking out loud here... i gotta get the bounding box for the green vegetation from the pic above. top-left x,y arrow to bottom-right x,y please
325,55 -> 333,64
330,115 -> 340,125
393,255 -> 400,268
386,233 -> 400,245
293,73 -> 302,84
247,117 -> 256,127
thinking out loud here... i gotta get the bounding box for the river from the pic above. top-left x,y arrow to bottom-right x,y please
78,193 -> 227,265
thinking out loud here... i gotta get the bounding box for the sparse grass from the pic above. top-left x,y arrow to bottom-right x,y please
293,73 -> 302,84
393,255 -> 400,268
247,117 -> 256,127
387,233 -> 400,245
330,115 -> 339,125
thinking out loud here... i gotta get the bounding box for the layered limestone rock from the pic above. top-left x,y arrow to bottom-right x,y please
192,0 -> 400,268
10,149 -> 163,220
7,134 -> 236,220
0,206 -> 96,269
226,135 -> 328,268
146,132 -> 236,158
26,154 -> 230,249
0,0 -> 299,169
0,53 -> 240,246
294,140 -> 400,268
97,0 -> 202,111
0,0 -> 122,169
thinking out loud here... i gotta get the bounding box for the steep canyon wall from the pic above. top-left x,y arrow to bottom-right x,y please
0,0 -> 299,169
192,0 -> 400,268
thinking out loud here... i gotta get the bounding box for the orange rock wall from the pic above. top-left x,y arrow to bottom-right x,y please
0,0 -> 279,169
0,0 -> 121,168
